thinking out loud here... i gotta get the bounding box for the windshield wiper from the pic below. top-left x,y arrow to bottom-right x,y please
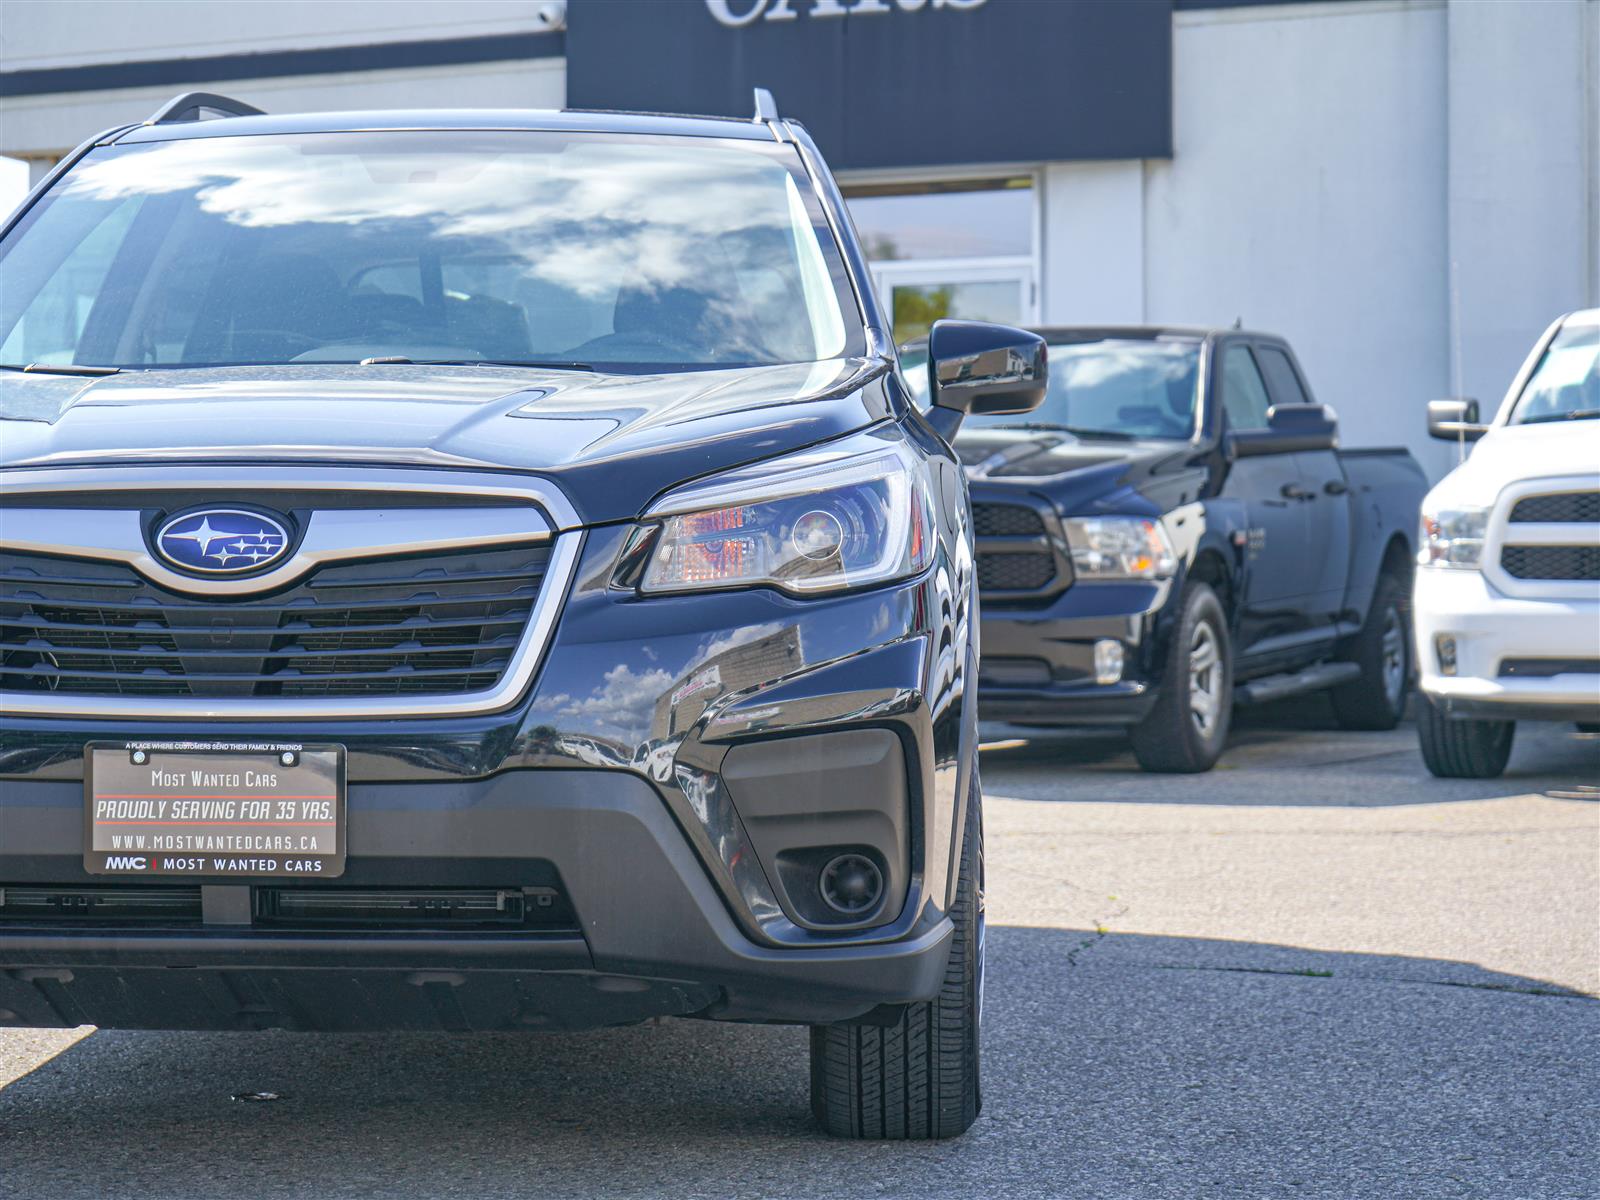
981,422 -> 1078,433
357,356 -> 594,372
1520,407 -> 1600,424
983,422 -> 1143,441
0,362 -> 122,377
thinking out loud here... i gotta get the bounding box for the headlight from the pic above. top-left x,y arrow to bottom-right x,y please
637,431 -> 934,596
1064,516 -> 1176,580
1419,506 -> 1487,569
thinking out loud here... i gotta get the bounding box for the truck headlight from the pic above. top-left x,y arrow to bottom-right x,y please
1064,516 -> 1176,580
1419,506 -> 1487,569
636,430 -> 933,596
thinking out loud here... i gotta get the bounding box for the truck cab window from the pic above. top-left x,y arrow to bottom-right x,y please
1255,345 -> 1312,407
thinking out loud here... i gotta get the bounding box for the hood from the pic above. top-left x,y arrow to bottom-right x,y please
953,427 -> 1131,480
0,360 -> 892,525
955,427 -> 1210,516
1430,420 -> 1600,505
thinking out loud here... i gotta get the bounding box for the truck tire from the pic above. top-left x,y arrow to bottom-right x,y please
1417,694 -> 1515,778
810,770 -> 983,1140
1330,570 -> 1410,730
1130,581 -> 1232,773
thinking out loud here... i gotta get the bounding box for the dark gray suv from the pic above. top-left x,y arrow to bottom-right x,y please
0,91 -> 1045,1139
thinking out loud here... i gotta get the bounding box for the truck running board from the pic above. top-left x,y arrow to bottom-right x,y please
1235,661 -> 1361,706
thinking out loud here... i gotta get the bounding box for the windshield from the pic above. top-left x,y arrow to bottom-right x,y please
1509,319 -> 1599,424
0,131 -> 862,372
902,337 -> 1200,439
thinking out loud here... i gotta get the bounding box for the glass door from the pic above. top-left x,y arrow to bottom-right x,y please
871,260 -> 1033,345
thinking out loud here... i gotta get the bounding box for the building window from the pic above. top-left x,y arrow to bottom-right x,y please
843,176 -> 1037,347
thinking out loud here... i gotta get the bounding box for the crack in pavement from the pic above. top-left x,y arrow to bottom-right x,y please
1135,961 -> 1596,1000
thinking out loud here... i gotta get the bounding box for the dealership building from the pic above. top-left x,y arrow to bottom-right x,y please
1,0 -> 1595,476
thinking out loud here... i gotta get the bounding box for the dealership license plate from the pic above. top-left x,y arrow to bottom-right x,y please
85,742 -> 346,878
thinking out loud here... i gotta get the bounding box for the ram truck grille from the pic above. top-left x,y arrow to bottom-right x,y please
1499,545 -> 1600,581
0,544 -> 551,699
1508,492 -> 1600,523
970,501 -> 1068,599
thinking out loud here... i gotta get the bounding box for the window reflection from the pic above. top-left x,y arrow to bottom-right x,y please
0,132 -> 863,370
845,179 -> 1033,261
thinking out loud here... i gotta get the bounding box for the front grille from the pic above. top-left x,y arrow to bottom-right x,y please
1498,658 -> 1600,677
255,886 -> 575,931
977,552 -> 1058,591
972,503 -> 1046,537
1509,492 -> 1600,523
0,544 -> 550,699
0,884 -> 577,933
1500,545 -> 1600,581
0,885 -> 202,924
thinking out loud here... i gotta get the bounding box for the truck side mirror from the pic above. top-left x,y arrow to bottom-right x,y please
922,319 -> 1047,439
1427,397 -> 1488,441
1228,404 -> 1339,457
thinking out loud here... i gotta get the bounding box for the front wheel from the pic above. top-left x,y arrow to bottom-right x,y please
1130,582 -> 1233,773
809,770 -> 983,1140
1416,694 -> 1515,778
1330,570 -> 1410,730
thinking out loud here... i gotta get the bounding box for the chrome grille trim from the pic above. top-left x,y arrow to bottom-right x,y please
0,465 -> 583,719
0,506 -> 552,597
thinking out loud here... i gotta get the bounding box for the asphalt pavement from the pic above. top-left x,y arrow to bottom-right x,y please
2,699 -> 1596,1199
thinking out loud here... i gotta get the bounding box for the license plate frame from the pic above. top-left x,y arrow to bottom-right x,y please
84,741 -> 346,879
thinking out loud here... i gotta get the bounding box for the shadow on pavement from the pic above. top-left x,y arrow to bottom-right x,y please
1,926 -> 1594,1200
980,693 -> 1600,807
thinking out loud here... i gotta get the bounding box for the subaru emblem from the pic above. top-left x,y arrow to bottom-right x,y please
154,508 -> 291,575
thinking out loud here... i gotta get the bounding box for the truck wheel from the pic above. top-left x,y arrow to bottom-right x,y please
1129,582 -> 1232,773
1417,694 -> 1515,778
810,770 -> 983,1140
1330,570 -> 1410,730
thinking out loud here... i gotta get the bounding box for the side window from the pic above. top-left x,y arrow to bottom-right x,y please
1255,345 -> 1311,407
1220,345 -> 1273,430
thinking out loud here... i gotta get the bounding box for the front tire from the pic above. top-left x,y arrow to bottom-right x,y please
1130,582 -> 1233,773
809,771 -> 983,1140
1331,570 -> 1410,730
1417,694 -> 1515,778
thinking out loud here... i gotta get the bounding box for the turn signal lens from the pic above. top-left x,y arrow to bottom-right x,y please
1064,516 -> 1177,580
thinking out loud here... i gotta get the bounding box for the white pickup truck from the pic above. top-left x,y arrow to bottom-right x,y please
1413,309 -> 1600,777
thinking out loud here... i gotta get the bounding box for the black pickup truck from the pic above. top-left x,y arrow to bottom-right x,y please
907,326 -> 1428,772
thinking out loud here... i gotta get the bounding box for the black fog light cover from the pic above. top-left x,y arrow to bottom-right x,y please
819,853 -> 885,916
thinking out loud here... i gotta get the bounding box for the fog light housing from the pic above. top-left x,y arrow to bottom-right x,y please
1094,639 -> 1124,685
1436,635 -> 1457,676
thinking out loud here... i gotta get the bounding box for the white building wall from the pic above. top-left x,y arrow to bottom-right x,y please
1144,0 -> 1455,475
1445,0 -> 1600,423
0,0 -> 566,181
1039,160 -> 1144,326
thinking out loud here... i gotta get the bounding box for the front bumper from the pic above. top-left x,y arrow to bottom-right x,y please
1415,567 -> 1600,721
0,770 -> 952,1030
0,527 -> 974,1030
977,579 -> 1170,727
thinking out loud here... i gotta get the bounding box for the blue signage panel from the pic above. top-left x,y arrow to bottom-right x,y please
566,0 -> 1173,170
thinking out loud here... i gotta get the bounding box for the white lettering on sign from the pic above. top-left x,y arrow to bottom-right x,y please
706,0 -> 985,29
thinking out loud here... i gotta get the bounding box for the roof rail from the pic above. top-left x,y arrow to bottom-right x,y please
145,92 -> 264,126
752,87 -> 780,124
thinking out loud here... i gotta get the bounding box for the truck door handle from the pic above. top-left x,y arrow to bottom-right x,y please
1323,480 -> 1349,495
1280,483 -> 1312,501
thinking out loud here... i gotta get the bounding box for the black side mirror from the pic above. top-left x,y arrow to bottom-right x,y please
1427,397 -> 1488,441
1228,404 -> 1339,458
922,319 -> 1047,439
